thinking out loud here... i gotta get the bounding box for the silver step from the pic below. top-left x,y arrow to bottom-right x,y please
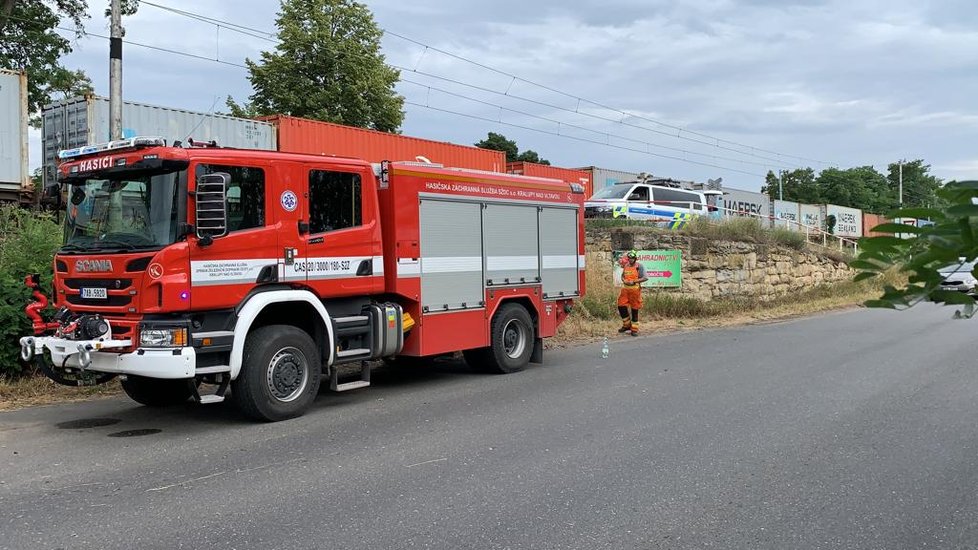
195,365 -> 231,375
330,360 -> 371,392
333,380 -> 370,392
198,394 -> 225,404
334,315 -> 369,325
336,348 -> 370,359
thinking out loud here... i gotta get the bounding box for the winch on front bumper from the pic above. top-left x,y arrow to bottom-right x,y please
20,327 -> 196,383
20,274 -> 195,385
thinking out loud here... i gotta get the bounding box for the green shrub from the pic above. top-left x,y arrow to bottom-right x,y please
0,206 -> 62,377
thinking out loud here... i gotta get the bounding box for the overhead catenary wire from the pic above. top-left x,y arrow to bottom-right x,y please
382,29 -> 836,167
401,100 -> 766,177
135,1 -> 829,169
139,1 -> 278,44
38,23 -> 767,176
8,8 -> 792,177
395,70 -> 798,169
399,77 -> 785,171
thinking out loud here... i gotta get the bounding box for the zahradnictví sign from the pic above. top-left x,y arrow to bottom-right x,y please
613,250 -> 682,288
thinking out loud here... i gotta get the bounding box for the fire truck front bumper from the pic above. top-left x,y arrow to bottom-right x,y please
19,335 -> 195,380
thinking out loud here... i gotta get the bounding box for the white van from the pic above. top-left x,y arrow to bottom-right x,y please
585,182 -> 714,227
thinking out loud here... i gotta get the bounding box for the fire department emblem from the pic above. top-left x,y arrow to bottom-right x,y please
280,190 -> 298,212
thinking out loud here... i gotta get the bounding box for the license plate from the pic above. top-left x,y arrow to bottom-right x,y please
80,287 -> 107,299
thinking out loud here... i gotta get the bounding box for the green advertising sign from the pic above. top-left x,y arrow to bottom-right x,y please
613,249 -> 682,288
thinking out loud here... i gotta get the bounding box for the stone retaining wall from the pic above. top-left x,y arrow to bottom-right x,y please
585,227 -> 853,301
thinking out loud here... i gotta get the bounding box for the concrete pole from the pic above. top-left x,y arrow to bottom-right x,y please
778,171 -> 783,201
898,160 -> 903,206
109,0 -> 123,140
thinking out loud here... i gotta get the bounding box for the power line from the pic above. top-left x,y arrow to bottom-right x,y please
0,10 -> 251,70
395,67 -> 797,169
138,1 -> 278,44
70,26 -> 249,69
136,1 -> 829,169
8,10 -> 778,177
400,77 -> 787,171
383,29 -> 836,167
403,100 -> 766,177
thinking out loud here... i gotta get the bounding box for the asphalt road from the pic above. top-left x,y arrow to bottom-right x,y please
2,305 -> 978,550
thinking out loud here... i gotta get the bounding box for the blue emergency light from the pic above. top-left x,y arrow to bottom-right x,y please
58,137 -> 167,160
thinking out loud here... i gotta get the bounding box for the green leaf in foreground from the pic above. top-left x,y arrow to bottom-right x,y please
867,223 -> 925,235
855,180 -> 978,318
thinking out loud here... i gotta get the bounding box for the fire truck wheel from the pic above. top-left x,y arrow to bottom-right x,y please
121,375 -> 193,407
232,325 -> 322,422
468,303 -> 534,374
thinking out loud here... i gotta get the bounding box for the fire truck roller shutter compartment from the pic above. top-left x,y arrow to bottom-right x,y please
540,207 -> 580,298
484,204 -> 540,286
419,200 -> 485,312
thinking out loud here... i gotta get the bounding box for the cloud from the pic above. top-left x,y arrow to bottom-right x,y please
935,159 -> 978,181
25,0 -> 978,190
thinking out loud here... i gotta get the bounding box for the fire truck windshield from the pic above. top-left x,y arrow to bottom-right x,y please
63,168 -> 186,252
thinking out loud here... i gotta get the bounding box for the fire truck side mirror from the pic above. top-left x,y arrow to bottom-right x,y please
195,173 -> 230,245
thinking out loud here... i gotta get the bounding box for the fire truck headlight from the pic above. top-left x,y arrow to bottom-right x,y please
139,326 -> 189,348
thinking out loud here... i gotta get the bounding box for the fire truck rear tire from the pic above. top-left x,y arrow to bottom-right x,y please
232,325 -> 322,422
121,375 -> 193,407
467,303 -> 534,374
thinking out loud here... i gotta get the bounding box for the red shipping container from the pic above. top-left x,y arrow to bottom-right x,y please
506,161 -> 592,197
263,115 -> 505,172
862,213 -> 891,236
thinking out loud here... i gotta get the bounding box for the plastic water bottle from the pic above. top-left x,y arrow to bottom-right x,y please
601,336 -> 609,359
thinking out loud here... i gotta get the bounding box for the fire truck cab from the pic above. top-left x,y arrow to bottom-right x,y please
20,138 -> 585,421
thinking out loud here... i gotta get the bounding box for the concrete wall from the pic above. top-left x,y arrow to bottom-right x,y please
586,227 -> 853,302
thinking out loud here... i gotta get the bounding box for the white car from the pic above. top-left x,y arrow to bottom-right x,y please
584,182 -> 716,227
939,260 -> 977,294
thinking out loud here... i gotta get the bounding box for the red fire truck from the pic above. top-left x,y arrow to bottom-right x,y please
20,137 -> 586,421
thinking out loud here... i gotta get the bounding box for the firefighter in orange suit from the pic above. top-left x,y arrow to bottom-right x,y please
618,250 -> 648,336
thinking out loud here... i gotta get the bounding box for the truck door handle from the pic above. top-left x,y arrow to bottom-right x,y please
356,260 -> 372,276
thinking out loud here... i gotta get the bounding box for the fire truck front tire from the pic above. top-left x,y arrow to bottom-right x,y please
121,375 -> 193,407
466,303 -> 534,374
232,325 -> 322,422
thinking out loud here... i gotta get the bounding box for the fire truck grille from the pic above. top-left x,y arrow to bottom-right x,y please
66,294 -> 133,307
63,278 -> 133,290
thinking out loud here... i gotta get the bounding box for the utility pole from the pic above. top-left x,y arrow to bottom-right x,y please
778,170 -> 784,201
109,0 -> 123,140
898,159 -> 903,206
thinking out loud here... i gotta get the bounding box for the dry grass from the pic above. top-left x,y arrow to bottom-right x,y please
681,216 -> 809,250
553,269 -> 904,346
586,217 -> 810,250
0,376 -> 121,411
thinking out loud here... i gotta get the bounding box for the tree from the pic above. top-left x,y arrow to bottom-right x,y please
853,181 -> 978,317
46,67 -> 93,100
228,0 -> 404,132
475,132 -> 518,162
761,168 -> 819,203
516,150 -> 550,165
1,1 -> 84,118
474,132 -> 550,164
1,1 -> 130,123
817,166 -> 893,214
887,160 -> 942,209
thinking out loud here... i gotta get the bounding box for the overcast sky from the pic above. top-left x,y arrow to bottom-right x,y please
32,0 -> 978,191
